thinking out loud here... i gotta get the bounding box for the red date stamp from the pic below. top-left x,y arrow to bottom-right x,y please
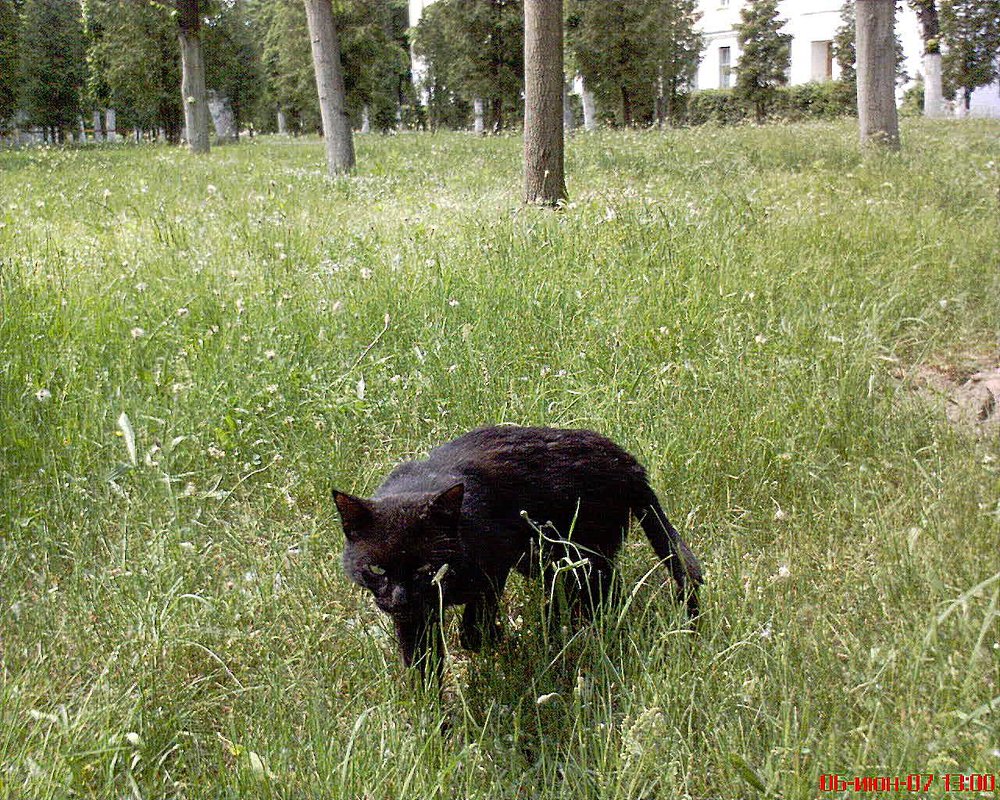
819,773 -> 996,793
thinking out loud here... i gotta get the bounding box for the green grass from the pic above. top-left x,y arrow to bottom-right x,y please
1,120 -> 998,799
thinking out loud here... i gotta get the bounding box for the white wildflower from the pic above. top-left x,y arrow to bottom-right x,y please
35,389 -> 51,403
131,327 -> 145,339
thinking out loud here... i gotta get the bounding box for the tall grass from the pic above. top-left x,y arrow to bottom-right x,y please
1,120 -> 998,798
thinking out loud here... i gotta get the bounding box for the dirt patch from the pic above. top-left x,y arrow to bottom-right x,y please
899,352 -> 1000,433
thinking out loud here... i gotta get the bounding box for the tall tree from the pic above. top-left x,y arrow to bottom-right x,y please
566,0 -> 655,126
856,0 -> 900,149
303,0 -> 355,174
413,0 -> 524,132
177,0 -> 210,152
204,0 -> 265,137
18,0 -> 87,140
940,0 -> 1000,112
0,0 -> 19,133
647,0 -> 703,125
834,1 -> 908,85
910,0 -> 943,116
523,0 -> 565,205
85,0 -> 183,141
734,0 -> 791,124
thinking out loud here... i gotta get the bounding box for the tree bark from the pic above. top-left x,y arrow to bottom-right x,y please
563,79 -> 575,133
923,52 -> 943,117
303,0 -> 355,175
177,0 -> 210,154
208,90 -> 237,143
523,0 -> 566,205
473,98 -> 485,134
856,0 -> 900,150
581,82 -> 597,131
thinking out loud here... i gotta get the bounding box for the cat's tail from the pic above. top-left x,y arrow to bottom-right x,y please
634,489 -> 703,620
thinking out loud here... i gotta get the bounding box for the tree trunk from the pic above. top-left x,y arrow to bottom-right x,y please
303,0 -> 355,175
856,0 -> 900,149
277,108 -> 288,135
473,98 -> 485,134
523,0 -> 566,205
105,108 -> 116,141
177,1 -> 209,154
361,105 -> 371,134
563,79 -> 575,133
492,97 -> 503,133
923,52 -> 943,117
913,1 -> 943,118
208,90 -> 237,143
620,86 -> 633,127
581,82 -> 597,131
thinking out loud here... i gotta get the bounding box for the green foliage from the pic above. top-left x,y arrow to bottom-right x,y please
648,0 -> 703,125
339,0 -> 412,133
0,121 -> 998,798
204,0 -> 266,135
900,78 -> 925,116
84,0 -> 183,139
256,0 -> 411,134
413,0 -> 524,131
682,81 -> 856,125
733,0 -> 792,124
257,0 -> 318,133
940,0 -> 1000,108
567,0 -> 702,127
0,0 -> 19,131
833,1 -> 909,88
567,0 -> 656,126
833,0 -> 857,82
17,0 -> 87,135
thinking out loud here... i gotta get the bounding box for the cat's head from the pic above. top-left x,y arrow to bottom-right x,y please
333,483 -> 465,614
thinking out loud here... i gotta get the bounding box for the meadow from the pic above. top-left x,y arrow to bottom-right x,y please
1,120 -> 998,799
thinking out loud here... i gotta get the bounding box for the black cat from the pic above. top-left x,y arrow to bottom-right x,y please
334,426 -> 702,673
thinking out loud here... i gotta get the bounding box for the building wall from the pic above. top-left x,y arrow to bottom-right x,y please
694,0 -> 922,91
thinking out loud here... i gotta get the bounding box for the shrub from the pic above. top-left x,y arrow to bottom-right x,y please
680,80 -> 856,126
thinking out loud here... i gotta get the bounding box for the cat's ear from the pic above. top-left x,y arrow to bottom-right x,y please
427,482 -> 465,517
332,490 -> 373,540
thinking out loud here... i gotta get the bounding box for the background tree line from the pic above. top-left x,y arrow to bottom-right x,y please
0,0 -> 997,141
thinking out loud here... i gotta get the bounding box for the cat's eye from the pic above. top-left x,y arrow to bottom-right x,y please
368,565 -> 386,576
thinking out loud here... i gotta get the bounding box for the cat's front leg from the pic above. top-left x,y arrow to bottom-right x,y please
392,610 -> 443,677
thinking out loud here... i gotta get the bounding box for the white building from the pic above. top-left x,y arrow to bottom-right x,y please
694,0 -> 999,117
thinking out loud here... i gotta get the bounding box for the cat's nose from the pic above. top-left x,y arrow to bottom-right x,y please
390,585 -> 408,607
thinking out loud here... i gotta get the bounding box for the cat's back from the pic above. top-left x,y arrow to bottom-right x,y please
427,425 -> 647,488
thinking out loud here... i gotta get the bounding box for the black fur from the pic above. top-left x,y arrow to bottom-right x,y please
334,426 -> 702,672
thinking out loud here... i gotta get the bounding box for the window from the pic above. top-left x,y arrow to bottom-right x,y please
719,46 -> 732,89
811,40 -> 833,82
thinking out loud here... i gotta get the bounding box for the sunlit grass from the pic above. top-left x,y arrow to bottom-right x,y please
1,120 -> 998,798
